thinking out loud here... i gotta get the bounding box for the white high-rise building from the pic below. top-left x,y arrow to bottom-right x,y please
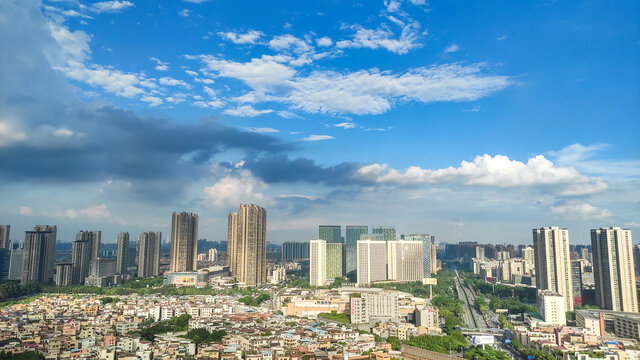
537,290 -> 567,326
533,227 -> 574,311
350,292 -> 400,324
591,227 -> 638,312
387,240 -> 423,282
309,240 -> 326,287
357,240 -> 387,285
523,246 -> 535,274
208,248 -> 218,262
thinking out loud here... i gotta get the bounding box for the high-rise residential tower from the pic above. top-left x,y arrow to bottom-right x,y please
76,230 -> 101,260
33,225 -> 56,280
345,226 -> 367,275
591,227 -> 638,312
357,240 -> 387,285
8,242 -> 23,281
139,232 -> 162,277
309,239 -> 327,286
116,232 -> 129,275
170,212 -> 198,272
227,204 -> 267,287
319,225 -> 341,243
71,238 -> 92,284
533,227 -> 574,311
22,230 -> 54,284
0,225 -> 9,249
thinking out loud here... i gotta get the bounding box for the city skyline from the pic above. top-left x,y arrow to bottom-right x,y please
0,1 -> 638,245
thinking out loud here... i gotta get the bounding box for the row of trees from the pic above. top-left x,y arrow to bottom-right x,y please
0,282 -> 42,305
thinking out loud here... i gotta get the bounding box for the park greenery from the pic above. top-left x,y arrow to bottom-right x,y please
0,282 -> 42,306
136,314 -> 191,341
317,310 -> 350,323
0,352 -> 45,360
464,346 -> 510,360
181,328 -> 226,345
238,292 -> 270,306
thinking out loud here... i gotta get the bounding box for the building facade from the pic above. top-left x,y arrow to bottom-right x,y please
139,232 -> 162,277
319,225 -> 341,243
22,230 -> 54,284
387,240 -> 424,282
116,232 -> 129,275
372,226 -> 396,241
76,230 -> 101,261
326,242 -> 343,279
281,241 -> 310,261
170,212 -> 198,272
357,240 -> 387,285
533,227 -> 574,311
227,204 -> 267,287
537,290 -> 567,326
309,240 -> 327,287
32,225 -> 57,281
71,239 -> 93,284
591,227 -> 638,312
345,226 -> 367,275
0,225 -> 9,249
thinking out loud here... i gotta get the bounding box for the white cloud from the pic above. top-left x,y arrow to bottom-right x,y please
549,143 -> 640,178
354,154 -> 608,196
178,9 -> 190,17
141,95 -> 163,106
277,110 -> 302,119
335,21 -> 422,54
158,76 -> 190,88
90,1 -> 134,14
385,0 -> 402,13
57,62 -> 148,97
223,105 -> 273,117
444,44 -> 459,53
303,135 -> 334,141
551,201 -> 611,220
244,127 -> 279,133
47,23 -> 92,62
334,122 -> 357,129
269,34 -> 313,53
218,30 -> 264,45
53,128 -> 74,137
80,204 -> 111,218
0,119 -> 27,147
150,57 -> 169,71
203,170 -> 267,207
61,9 -> 93,19
183,0 -> 211,3
316,36 -> 333,47
194,54 -> 511,115
19,206 -> 33,216
548,143 -> 608,165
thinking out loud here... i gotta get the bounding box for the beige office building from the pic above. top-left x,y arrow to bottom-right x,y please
357,240 -> 387,285
227,204 -> 267,287
309,239 -> 327,287
139,232 -> 162,277
533,226 -> 574,311
591,227 -> 638,312
169,212 -> 198,272
387,240 -> 424,282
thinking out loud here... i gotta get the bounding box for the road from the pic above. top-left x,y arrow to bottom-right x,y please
454,270 -> 488,329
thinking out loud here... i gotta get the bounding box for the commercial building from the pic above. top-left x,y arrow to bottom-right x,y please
309,240 -> 327,287
387,240 -> 423,282
116,232 -> 129,275
372,226 -> 396,241
345,226 -> 368,274
170,212 -> 198,272
401,234 -> 436,278
319,225 -> 341,243
533,227 -> 574,311
591,227 -> 638,312
139,232 -> 162,277
350,292 -> 399,324
326,242 -> 343,279
357,240 -> 387,285
227,204 -> 267,287
537,290 -> 566,326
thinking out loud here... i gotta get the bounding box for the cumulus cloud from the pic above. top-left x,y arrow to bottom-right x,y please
223,105 -> 273,117
203,169 -> 268,207
218,30 -> 264,44
303,135 -> 334,141
150,57 -> 169,71
551,201 -> 611,220
444,44 -> 459,53
159,76 -> 190,88
335,21 -> 422,55
90,1 -> 134,14
354,154 -> 608,196
316,36 -> 333,47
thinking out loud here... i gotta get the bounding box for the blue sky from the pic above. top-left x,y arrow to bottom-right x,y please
0,0 -> 638,245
